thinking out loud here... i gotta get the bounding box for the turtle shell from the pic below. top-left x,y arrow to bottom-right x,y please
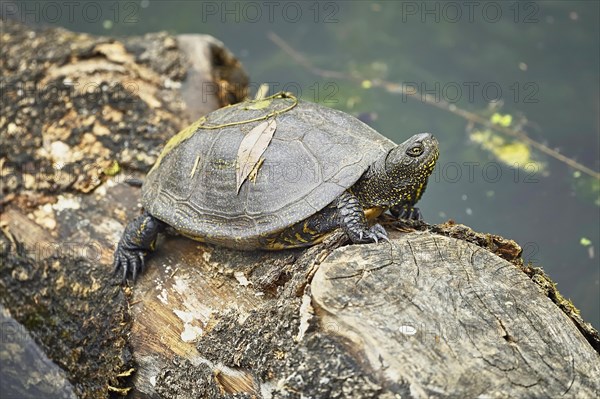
142,94 -> 395,249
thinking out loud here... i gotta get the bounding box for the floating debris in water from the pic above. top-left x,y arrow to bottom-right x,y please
469,129 -> 545,171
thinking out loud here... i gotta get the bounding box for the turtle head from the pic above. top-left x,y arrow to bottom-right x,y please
386,133 -> 438,176
384,132 -> 439,205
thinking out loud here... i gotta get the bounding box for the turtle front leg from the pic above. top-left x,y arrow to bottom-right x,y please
390,204 -> 423,221
113,211 -> 165,282
335,191 -> 389,244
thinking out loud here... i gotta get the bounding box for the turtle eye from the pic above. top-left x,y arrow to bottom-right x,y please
406,145 -> 424,157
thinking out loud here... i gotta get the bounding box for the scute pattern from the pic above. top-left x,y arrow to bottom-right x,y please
142,97 -> 395,248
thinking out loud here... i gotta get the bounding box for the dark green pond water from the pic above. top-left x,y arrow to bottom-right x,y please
11,1 -> 599,328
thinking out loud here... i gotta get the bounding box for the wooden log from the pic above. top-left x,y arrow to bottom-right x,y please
131,226 -> 599,398
1,20 -> 598,399
312,233 -> 600,397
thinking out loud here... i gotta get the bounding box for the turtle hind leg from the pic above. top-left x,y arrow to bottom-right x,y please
113,211 -> 165,283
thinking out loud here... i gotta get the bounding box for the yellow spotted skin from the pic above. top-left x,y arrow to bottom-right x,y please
132,217 -> 157,250
262,218 -> 330,249
353,142 -> 437,212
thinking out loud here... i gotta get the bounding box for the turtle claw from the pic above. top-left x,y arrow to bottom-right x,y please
379,229 -> 391,243
368,223 -> 389,244
112,212 -> 164,284
113,243 -> 147,283
350,223 -> 389,245
121,258 -> 128,282
132,259 -> 138,282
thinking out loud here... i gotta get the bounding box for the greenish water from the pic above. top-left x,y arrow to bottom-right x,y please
8,1 -> 599,328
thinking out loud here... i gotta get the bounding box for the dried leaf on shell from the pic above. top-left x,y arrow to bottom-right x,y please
236,119 -> 277,193
248,158 -> 266,184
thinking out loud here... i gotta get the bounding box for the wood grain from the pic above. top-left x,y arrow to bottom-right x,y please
311,233 -> 600,397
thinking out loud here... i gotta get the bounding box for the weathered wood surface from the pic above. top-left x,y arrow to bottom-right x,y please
1,19 -> 599,399
312,234 -> 600,397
